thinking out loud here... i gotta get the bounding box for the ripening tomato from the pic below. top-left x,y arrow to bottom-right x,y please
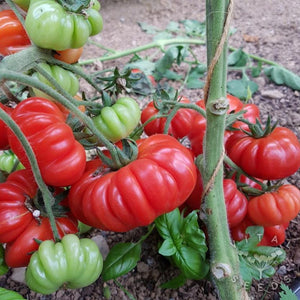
0,10 -> 31,56
186,171 -> 248,228
0,103 -> 13,150
7,97 -> 86,187
131,68 -> 156,87
225,127 -> 300,180
247,184 -> 300,226
54,47 -> 84,64
69,134 -> 197,232
141,97 -> 197,139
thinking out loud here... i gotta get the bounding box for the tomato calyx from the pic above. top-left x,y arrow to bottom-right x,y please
241,115 -> 278,138
55,0 -> 92,13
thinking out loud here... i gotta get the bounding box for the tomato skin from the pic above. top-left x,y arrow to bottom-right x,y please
54,47 -> 84,64
0,169 -> 36,243
141,97 -> 197,139
225,127 -> 300,180
69,134 -> 197,232
25,0 -> 103,51
5,216 -> 78,268
7,97 -> 86,187
247,184 -> 300,226
91,97 -> 141,143
186,172 -> 248,228
0,103 -> 13,150
0,10 -> 31,56
25,234 -> 103,294
31,62 -> 79,101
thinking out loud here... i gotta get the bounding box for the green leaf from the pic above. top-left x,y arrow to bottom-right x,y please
228,48 -> 249,67
0,244 -> 8,276
166,21 -> 180,32
153,32 -> 174,41
186,64 -> 206,89
163,70 -> 182,81
125,60 -> 156,75
180,19 -> 206,37
56,0 -> 91,12
160,273 -> 187,289
0,287 -> 25,299
279,283 -> 298,300
158,238 -> 177,256
137,22 -> 158,34
251,61 -> 262,77
155,208 -> 209,280
102,242 -> 141,281
236,226 -> 286,289
264,66 -> 300,90
227,77 -> 258,100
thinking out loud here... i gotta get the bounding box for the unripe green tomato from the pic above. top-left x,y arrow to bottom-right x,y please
0,151 -> 24,173
31,63 -> 79,101
91,97 -> 141,143
25,0 -> 103,50
25,234 -> 103,295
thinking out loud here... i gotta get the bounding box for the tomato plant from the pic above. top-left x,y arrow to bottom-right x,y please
141,96 -> 197,139
7,97 -> 86,187
25,0 -> 103,51
225,126 -> 300,180
90,96 -> 141,143
0,10 -> 31,56
69,134 -> 197,232
25,234 -> 103,294
247,184 -> 300,226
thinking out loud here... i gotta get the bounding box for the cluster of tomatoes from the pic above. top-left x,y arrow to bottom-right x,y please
1,1 -> 300,295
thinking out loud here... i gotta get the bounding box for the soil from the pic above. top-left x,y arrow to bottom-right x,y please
0,0 -> 300,299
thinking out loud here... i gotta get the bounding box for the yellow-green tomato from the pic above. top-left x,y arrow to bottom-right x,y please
92,97 -> 141,143
31,63 -> 79,101
25,234 -> 103,295
25,0 -> 103,50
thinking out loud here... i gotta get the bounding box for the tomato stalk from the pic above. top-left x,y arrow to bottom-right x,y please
0,108 -> 61,241
200,0 -> 248,298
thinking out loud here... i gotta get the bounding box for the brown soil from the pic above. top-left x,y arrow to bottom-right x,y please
0,0 -> 300,299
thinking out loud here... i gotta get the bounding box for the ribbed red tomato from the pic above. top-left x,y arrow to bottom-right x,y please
69,134 -> 197,232
0,103 -> 13,150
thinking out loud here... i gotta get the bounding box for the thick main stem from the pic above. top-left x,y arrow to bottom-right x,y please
201,0 -> 248,299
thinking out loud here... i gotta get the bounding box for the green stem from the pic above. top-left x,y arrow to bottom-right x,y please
0,69 -> 121,168
0,108 -> 60,241
87,40 -> 117,53
228,46 -> 280,67
202,0 -> 247,299
79,38 -> 206,65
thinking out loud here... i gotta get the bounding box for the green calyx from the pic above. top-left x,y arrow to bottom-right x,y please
242,115 -> 278,138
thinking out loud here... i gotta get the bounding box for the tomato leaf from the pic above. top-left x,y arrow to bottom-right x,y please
160,272 -> 187,289
236,226 -> 286,289
166,21 -> 180,33
180,19 -> 206,37
264,66 -> 300,90
138,22 -> 158,34
102,242 -> 141,281
186,64 -> 206,89
279,283 -> 298,300
0,288 -> 25,299
227,77 -> 258,100
0,244 -> 8,276
228,48 -> 249,67
155,209 -> 209,280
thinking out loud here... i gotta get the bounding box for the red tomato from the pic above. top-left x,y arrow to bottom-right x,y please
188,94 -> 244,156
5,215 -> 78,267
186,171 -> 248,228
54,47 -> 84,64
225,127 -> 300,180
141,97 -> 197,139
69,134 -> 197,232
247,184 -> 300,226
131,68 -> 156,87
0,103 -> 13,150
0,10 -> 31,56
7,97 -> 86,187
231,103 -> 260,131
230,217 -> 288,246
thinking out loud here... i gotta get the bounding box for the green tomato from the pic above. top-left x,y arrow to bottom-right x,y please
31,63 -> 79,101
25,0 -> 103,50
25,234 -> 103,295
0,151 -> 24,173
91,97 -> 141,143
